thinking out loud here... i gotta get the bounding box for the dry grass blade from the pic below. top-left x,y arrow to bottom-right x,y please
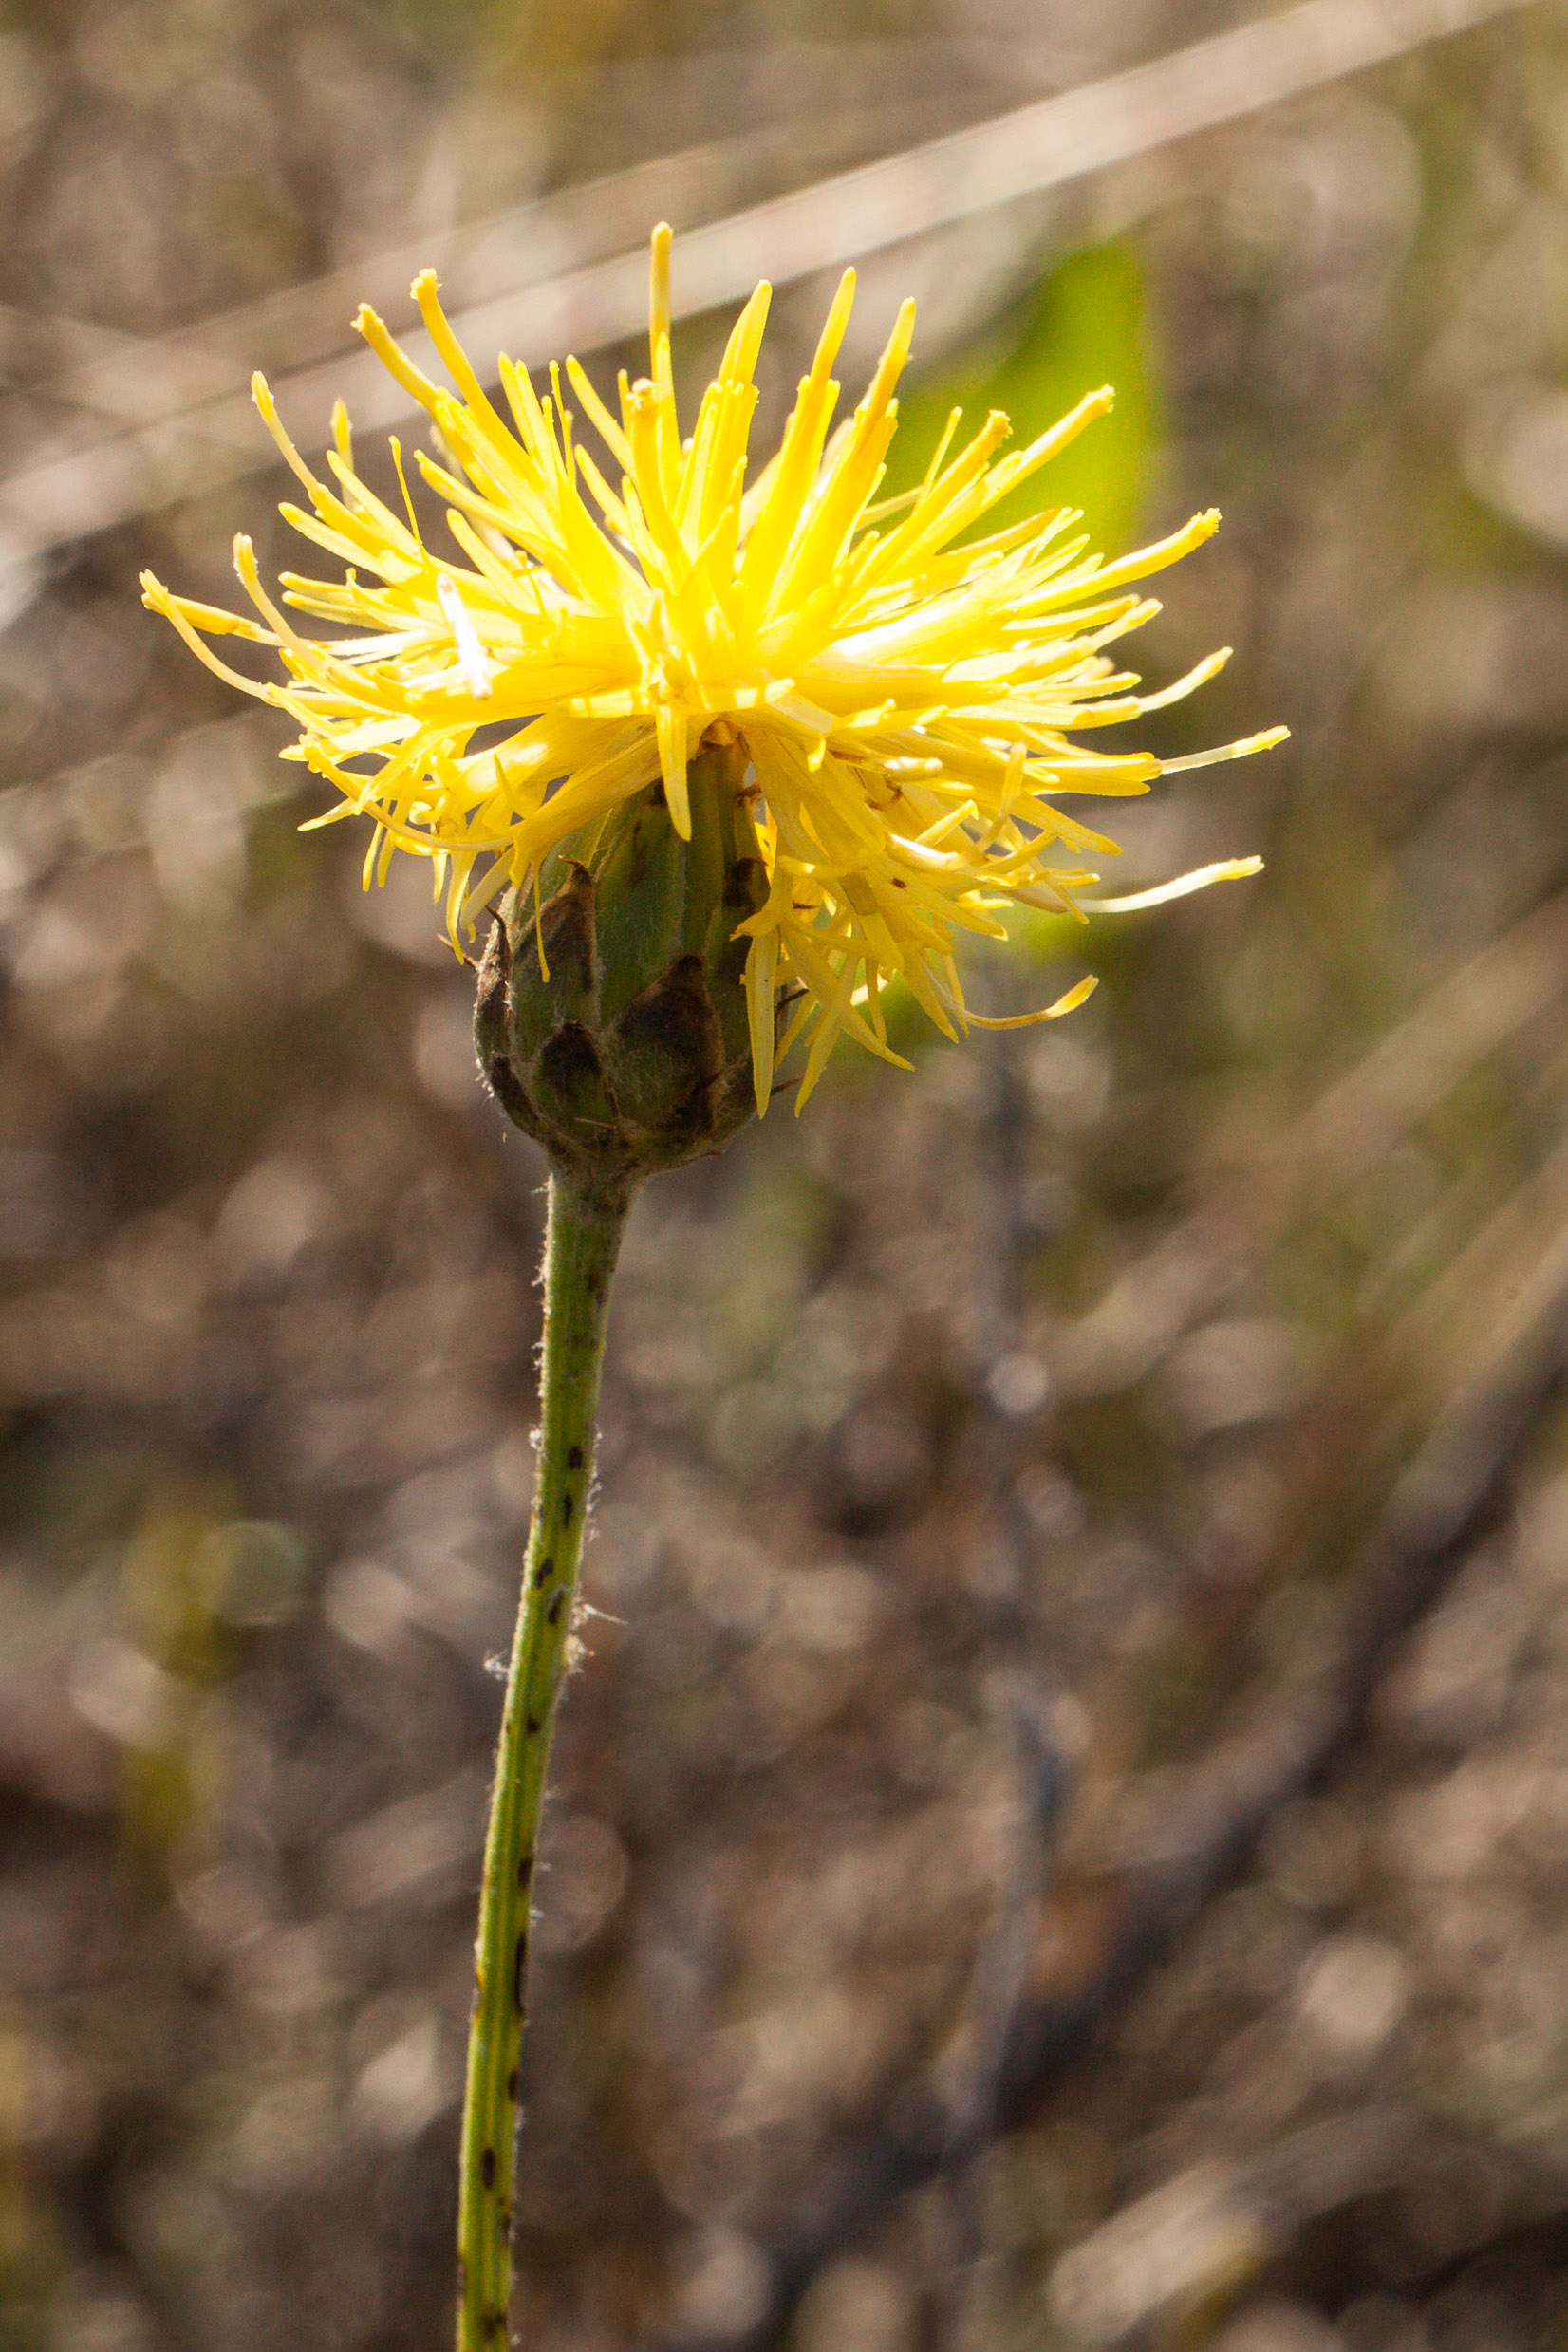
0,0 -> 1539,571
1053,887 -> 1568,1399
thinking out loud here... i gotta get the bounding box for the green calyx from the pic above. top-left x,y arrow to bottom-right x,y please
475,734 -> 774,1185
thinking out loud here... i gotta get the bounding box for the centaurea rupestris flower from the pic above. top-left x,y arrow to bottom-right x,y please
143,224 -> 1283,1119
140,227 -> 1285,2352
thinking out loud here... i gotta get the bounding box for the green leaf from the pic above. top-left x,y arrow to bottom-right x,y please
883,236 -> 1162,560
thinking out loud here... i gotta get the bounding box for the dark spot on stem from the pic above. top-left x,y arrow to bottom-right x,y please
506,2068 -> 519,2101
526,1713 -> 540,1736
481,2146 -> 496,2190
568,1445 -> 584,1470
517,1855 -> 532,1890
561,1492 -> 574,1524
533,1557 -> 554,1588
513,1932 -> 529,2011
547,1590 -> 564,1625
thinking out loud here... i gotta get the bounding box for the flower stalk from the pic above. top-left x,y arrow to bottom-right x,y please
457,1167 -> 631,2351
457,732 -> 776,2345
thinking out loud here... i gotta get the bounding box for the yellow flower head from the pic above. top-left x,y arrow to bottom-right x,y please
142,226 -> 1284,1111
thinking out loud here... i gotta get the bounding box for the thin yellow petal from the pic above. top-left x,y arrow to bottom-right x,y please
656,701 -> 691,838
1086,858 -> 1262,913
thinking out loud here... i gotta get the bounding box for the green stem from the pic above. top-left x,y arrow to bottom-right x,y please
457,1167 -> 634,2351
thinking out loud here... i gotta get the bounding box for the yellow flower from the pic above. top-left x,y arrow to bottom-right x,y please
142,226 -> 1284,1112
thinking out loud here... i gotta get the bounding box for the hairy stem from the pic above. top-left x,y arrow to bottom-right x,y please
457,1167 -> 633,2351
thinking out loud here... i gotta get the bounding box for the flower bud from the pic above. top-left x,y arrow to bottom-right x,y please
474,735 -> 772,1184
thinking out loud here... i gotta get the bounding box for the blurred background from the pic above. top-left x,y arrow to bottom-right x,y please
6,1 -> 1568,2348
